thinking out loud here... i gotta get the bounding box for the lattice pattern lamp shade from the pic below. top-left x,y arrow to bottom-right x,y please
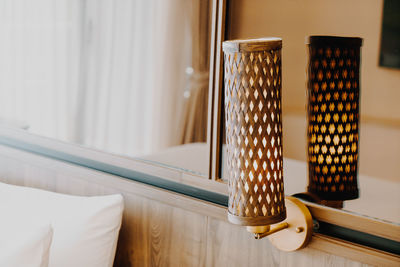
307,36 -> 362,200
223,38 -> 286,226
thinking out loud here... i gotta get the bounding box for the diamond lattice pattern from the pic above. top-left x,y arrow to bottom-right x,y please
224,48 -> 285,222
307,45 -> 360,200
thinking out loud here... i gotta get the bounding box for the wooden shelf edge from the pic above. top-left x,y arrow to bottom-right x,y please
0,125 -> 227,196
310,234 -> 400,267
305,201 -> 400,242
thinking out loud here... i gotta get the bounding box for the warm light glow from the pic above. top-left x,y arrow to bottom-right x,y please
307,36 -> 361,200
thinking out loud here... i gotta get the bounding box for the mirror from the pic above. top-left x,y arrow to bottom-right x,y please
0,0 -> 213,176
220,0 -> 400,224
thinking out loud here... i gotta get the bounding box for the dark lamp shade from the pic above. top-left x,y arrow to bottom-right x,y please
307,36 -> 362,201
223,38 -> 286,226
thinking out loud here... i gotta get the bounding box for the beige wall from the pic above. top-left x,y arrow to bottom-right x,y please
228,0 -> 400,181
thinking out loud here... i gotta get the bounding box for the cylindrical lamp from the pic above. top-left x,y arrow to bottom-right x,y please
307,36 -> 362,201
222,38 -> 313,251
223,38 -> 286,227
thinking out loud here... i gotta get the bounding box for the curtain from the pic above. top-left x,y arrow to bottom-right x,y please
179,0 -> 211,144
75,0 -> 193,156
0,0 -> 82,141
0,0 -> 194,157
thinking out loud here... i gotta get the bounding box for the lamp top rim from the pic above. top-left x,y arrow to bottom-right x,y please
223,37 -> 282,53
308,35 -> 363,47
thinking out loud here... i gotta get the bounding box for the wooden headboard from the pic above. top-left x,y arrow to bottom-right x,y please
0,144 -> 396,266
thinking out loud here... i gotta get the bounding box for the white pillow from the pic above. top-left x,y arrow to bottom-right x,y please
0,218 -> 53,267
0,182 -> 124,267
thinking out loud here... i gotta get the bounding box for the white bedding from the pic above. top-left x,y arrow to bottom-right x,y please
0,182 -> 124,267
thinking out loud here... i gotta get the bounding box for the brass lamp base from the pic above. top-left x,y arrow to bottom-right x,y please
246,196 -> 313,251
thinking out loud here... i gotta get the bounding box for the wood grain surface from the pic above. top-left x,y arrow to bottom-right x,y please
0,144 -> 397,267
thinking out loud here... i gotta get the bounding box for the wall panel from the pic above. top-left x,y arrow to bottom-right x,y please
0,145 -> 385,266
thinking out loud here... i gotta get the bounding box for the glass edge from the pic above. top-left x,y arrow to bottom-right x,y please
0,134 -> 228,206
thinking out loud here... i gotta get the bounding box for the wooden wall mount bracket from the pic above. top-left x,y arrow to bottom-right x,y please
246,196 -> 313,251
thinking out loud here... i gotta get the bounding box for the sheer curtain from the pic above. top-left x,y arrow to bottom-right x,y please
0,0 -> 193,157
0,0 -> 82,140
75,0 -> 192,156
179,0 -> 210,144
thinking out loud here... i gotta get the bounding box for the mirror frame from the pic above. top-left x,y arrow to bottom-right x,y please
0,0 -> 398,260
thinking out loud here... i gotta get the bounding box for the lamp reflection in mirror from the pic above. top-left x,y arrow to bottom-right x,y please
223,38 -> 312,251
307,36 -> 363,206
